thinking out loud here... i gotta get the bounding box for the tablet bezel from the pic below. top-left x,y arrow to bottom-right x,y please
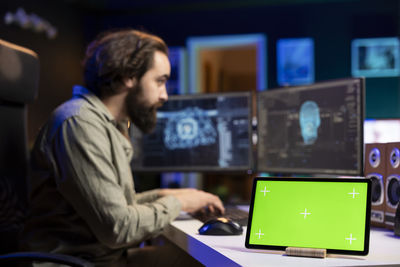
245,177 -> 371,256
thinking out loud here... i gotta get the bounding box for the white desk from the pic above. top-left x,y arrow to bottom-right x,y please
162,218 -> 400,267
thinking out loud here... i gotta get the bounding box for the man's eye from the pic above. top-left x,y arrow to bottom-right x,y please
157,79 -> 166,85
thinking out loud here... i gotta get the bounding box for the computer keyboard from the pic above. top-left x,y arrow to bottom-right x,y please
191,205 -> 249,226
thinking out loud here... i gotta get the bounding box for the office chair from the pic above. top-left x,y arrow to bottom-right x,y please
0,39 -> 93,267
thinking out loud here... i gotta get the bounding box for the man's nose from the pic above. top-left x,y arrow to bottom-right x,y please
160,86 -> 168,102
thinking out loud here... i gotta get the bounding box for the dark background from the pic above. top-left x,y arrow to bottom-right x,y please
1,0 -> 399,145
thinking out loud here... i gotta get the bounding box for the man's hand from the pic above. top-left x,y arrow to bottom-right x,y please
159,188 -> 225,214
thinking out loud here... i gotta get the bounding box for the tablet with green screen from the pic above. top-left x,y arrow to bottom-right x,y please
245,177 -> 371,255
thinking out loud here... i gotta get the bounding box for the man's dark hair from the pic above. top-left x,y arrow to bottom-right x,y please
83,29 -> 168,97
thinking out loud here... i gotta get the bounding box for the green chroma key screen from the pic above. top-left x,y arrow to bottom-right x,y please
245,177 -> 371,255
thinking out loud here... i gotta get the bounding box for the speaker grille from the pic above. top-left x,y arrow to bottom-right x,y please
390,148 -> 400,169
367,174 -> 384,205
386,175 -> 400,209
369,148 -> 381,168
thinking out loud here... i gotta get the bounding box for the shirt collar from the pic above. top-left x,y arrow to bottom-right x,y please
72,85 -> 134,159
72,85 -> 116,124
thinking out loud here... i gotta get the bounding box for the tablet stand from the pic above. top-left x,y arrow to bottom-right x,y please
285,247 -> 326,258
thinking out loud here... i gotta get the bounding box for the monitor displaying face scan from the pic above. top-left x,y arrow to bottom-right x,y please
257,78 -> 365,176
129,92 -> 253,172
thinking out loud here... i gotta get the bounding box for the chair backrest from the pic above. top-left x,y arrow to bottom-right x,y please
0,39 -> 39,253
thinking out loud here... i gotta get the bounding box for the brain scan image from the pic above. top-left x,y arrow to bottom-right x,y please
163,107 -> 217,150
299,100 -> 320,145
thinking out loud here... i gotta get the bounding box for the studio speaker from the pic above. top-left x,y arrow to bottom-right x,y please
395,203 -> 400,236
385,142 -> 400,230
365,143 -> 386,227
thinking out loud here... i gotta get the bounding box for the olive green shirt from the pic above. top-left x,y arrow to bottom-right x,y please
22,86 -> 181,266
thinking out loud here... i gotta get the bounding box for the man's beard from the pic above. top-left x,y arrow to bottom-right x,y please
125,84 -> 161,134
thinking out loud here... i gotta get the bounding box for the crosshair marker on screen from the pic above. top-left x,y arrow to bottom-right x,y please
300,208 -> 311,219
346,234 -> 357,245
255,229 -> 264,239
260,186 -> 270,197
348,188 -> 360,199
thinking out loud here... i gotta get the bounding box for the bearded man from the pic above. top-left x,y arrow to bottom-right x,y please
21,29 -> 224,267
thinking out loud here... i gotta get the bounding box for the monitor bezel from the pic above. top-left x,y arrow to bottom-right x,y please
245,177 -> 371,256
256,77 -> 365,176
129,91 -> 254,173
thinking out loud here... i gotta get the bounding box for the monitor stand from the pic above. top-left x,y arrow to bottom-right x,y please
285,247 -> 327,258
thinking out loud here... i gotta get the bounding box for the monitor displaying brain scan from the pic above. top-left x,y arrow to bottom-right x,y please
130,92 -> 253,172
257,78 -> 365,176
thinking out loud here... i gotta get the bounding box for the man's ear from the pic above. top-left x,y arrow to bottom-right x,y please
123,77 -> 137,89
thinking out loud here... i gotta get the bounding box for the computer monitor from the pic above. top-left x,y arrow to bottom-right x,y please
256,77 -> 365,176
351,37 -> 400,78
364,118 -> 400,144
130,92 -> 253,172
277,38 -> 315,86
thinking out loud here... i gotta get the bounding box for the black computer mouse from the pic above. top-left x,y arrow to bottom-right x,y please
198,217 -> 243,235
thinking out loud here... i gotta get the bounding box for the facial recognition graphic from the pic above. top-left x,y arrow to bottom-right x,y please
352,37 -> 400,78
257,78 -> 363,175
130,92 -> 252,171
299,101 -> 321,145
277,38 -> 315,86
247,179 -> 369,253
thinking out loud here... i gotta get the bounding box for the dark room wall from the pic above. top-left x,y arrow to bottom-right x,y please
81,0 -> 400,119
0,0 -> 85,146
1,0 -> 399,149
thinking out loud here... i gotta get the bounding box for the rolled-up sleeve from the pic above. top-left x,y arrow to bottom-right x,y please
49,116 -> 181,249
136,189 -> 162,203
